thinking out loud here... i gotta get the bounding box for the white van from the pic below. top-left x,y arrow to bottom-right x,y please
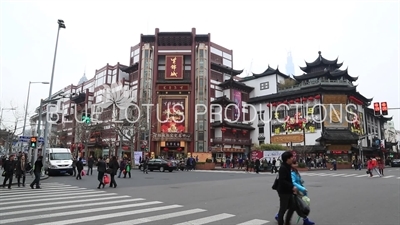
45,148 -> 73,176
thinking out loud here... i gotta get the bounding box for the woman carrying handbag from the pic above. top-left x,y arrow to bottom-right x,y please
15,154 -> 28,187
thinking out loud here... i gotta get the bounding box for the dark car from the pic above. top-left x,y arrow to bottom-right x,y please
390,159 -> 400,167
139,159 -> 177,172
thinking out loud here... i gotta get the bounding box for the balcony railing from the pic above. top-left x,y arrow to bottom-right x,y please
278,79 -> 353,92
212,137 -> 252,145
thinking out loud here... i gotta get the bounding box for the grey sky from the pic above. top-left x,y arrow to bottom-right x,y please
1,0 -> 399,131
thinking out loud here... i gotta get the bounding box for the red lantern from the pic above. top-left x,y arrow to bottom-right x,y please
232,129 -> 237,134
242,130 -> 247,135
221,127 -> 226,132
163,147 -> 169,151
283,100 -> 288,104
315,95 -> 321,99
295,98 -> 300,102
277,102 -> 282,105
289,100 -> 295,104
272,103 -> 277,107
266,103 -> 271,107
308,97 -> 314,101
302,97 -> 307,102
177,147 -> 182,151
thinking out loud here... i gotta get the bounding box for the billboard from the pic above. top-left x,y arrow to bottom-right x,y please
160,99 -> 186,133
232,90 -> 242,120
165,55 -> 184,79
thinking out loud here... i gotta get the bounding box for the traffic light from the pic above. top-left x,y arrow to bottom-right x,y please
373,102 -> 381,116
381,102 -> 388,116
30,136 -> 37,148
82,114 -> 91,124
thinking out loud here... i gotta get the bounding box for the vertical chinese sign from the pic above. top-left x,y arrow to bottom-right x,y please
165,55 -> 184,79
160,99 -> 186,133
232,90 -> 242,120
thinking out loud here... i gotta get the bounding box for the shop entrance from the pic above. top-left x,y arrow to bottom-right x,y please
160,147 -> 185,159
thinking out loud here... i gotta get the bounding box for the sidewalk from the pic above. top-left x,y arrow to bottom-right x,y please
0,173 -> 49,186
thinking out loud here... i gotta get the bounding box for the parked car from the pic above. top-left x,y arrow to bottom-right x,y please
139,159 -> 177,172
390,159 -> 400,167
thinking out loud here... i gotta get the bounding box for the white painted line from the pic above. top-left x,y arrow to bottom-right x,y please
174,213 -> 235,225
0,188 -> 88,198
236,219 -> 270,225
1,190 -> 98,201
35,205 -> 183,225
342,174 -> 357,177
312,173 -> 330,176
7,196 -> 141,210
107,209 -> 207,225
2,201 -> 163,224
382,175 -> 395,178
331,174 -> 346,177
355,174 -> 369,177
397,177 -> 400,179
0,192 -> 116,206
0,186 -> 84,194
300,173 -> 316,176
2,198 -> 143,216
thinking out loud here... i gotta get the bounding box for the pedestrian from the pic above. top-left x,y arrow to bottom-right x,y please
271,158 -> 277,174
142,157 -> 149,174
371,157 -> 381,177
97,156 -> 106,189
124,160 -> 131,178
255,158 -> 260,174
108,156 -> 118,188
118,158 -> 126,178
378,157 -> 385,176
276,151 -> 297,225
15,154 -> 28,187
72,157 -> 77,177
87,155 -> 94,175
2,154 -> 16,189
30,156 -> 43,189
76,158 -> 84,180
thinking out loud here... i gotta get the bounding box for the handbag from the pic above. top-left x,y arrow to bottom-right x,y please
272,175 -> 279,190
103,175 -> 110,184
294,194 -> 310,218
1,171 -> 6,177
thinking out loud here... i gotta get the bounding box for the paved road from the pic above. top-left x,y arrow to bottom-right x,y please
0,168 -> 399,225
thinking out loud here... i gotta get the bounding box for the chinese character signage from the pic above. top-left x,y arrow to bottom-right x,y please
160,99 -> 186,133
157,84 -> 190,91
152,133 -> 192,141
165,55 -> 184,79
166,142 -> 180,147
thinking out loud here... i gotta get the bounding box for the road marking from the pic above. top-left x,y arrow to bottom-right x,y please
0,188 -> 88,196
0,190 -> 98,201
35,205 -> 183,225
0,186 -> 85,194
0,192 -> 116,206
174,213 -> 235,225
107,209 -> 207,225
313,173 -> 330,176
342,174 -> 357,177
1,198 -> 142,216
1,201 -> 164,224
382,175 -> 395,178
331,174 -> 346,177
397,177 -> 400,179
236,219 -> 270,225
355,174 -> 368,177
7,196 -> 140,210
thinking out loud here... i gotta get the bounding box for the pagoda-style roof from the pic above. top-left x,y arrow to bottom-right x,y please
211,121 -> 255,130
218,77 -> 254,93
211,62 -> 244,76
293,68 -> 358,82
211,96 -> 236,106
300,51 -> 343,73
247,85 -> 356,103
251,65 -> 290,78
318,129 -> 359,142
121,62 -> 139,73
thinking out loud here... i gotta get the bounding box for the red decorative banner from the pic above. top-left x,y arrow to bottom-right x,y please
157,84 -> 190,91
165,55 -> 184,79
160,99 -> 186,133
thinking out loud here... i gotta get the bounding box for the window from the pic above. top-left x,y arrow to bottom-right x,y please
50,153 -> 71,160
198,132 -> 204,141
260,82 -> 269,90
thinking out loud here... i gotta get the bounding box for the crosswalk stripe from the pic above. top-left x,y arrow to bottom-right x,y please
0,192 -> 116,206
35,205 -> 183,225
342,174 -> 357,177
107,209 -> 208,225
397,177 -> 400,179
355,174 -> 369,177
1,201 -> 163,224
382,175 -> 395,178
1,198 -> 141,216
7,196 -> 141,210
0,186 -> 85,194
331,174 -> 346,177
236,219 -> 270,225
0,187 -> 88,197
0,190 -> 98,200
174,213 -> 235,225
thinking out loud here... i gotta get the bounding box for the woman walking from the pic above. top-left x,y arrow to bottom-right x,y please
108,156 -> 119,188
378,157 -> 385,176
15,154 -> 27,187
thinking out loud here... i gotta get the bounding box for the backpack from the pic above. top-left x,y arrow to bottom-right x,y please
272,174 -> 279,190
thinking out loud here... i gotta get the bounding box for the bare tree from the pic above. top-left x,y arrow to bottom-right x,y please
0,103 -> 23,153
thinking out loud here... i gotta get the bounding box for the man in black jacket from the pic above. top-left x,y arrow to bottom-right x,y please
2,155 -> 16,189
30,156 -> 43,189
277,151 -> 297,225
97,156 -> 106,189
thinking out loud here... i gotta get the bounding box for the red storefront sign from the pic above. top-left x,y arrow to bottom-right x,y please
157,84 -> 189,91
251,150 -> 263,160
165,55 -> 184,79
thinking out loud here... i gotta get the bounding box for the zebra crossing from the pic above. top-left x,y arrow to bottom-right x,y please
193,170 -> 400,180
0,182 -> 270,225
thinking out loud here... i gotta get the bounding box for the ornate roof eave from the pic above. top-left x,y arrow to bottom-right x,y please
211,121 -> 255,130
252,65 -> 290,79
300,52 -> 343,73
210,96 -> 236,105
211,62 -> 244,76
218,78 -> 254,92
121,62 -> 139,73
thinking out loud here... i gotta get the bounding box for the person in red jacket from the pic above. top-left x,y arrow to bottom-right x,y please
377,157 -> 385,176
367,158 -> 374,177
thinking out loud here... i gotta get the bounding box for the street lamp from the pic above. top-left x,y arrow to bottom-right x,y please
0,107 -> 16,128
22,81 -> 49,159
42,19 -> 65,173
